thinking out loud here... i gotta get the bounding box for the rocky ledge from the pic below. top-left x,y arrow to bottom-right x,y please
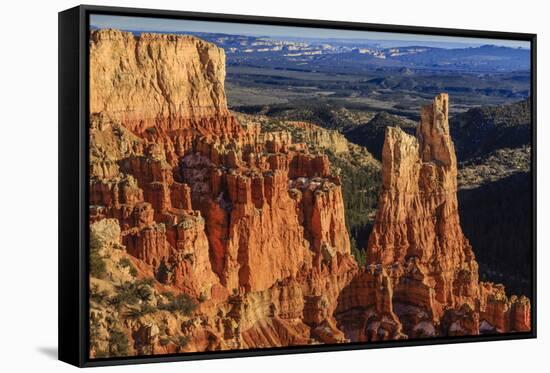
88,30 -> 530,358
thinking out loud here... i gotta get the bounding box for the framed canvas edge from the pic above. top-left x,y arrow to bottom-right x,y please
82,332 -> 536,368
81,3 -> 536,40
58,4 -> 538,368
59,5 -> 87,368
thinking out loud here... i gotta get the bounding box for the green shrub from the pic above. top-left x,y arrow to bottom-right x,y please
119,257 -> 138,277
337,161 -> 380,264
124,303 -> 156,320
118,258 -> 131,267
108,329 -> 129,357
90,285 -> 109,304
177,335 -> 190,347
350,237 -> 367,267
129,266 -> 138,277
135,283 -> 153,302
159,337 -> 170,346
109,278 -> 154,308
158,294 -> 197,316
161,291 -> 174,301
143,303 -> 156,313
94,349 -> 109,358
90,235 -> 107,279
140,277 -> 155,286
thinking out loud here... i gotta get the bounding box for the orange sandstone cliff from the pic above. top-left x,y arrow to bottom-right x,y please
88,29 -> 530,358
89,29 -> 358,357
335,94 -> 530,341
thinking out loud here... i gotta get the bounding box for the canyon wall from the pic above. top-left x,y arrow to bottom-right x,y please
88,30 -> 531,358
90,29 -> 232,134
89,29 -> 358,357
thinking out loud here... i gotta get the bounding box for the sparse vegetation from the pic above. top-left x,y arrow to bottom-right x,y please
118,257 -> 131,267
335,157 -> 381,261
459,171 -> 532,296
89,234 -> 107,279
90,284 -> 110,304
158,293 -> 197,316
350,237 -> 367,267
124,303 -> 156,320
119,257 -> 138,277
177,335 -> 190,347
458,146 -> 531,189
108,329 -> 129,357
161,291 -> 175,301
109,278 -> 154,308
451,99 -> 531,161
129,266 -> 138,277
94,349 -> 109,358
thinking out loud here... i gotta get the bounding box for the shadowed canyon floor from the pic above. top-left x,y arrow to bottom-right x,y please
88,29 -> 531,358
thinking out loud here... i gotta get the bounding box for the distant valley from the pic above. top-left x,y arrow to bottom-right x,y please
87,26 -> 532,358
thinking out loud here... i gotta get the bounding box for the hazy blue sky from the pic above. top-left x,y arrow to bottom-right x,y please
90,14 -> 530,49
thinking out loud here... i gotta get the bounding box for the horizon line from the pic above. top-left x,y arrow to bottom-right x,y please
90,15 -> 531,50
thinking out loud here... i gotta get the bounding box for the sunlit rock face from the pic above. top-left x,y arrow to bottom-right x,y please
335,94 -> 530,340
88,29 -> 360,357
90,29 -> 234,135
88,30 -> 530,358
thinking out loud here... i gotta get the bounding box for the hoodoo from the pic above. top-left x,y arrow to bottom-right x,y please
336,94 -> 530,340
89,29 -> 359,356
88,29 -> 530,358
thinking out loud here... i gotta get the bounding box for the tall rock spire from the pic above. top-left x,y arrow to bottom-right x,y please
417,93 -> 455,166
342,93 -> 531,339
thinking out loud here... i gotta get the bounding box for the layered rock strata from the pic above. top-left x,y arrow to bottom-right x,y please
88,29 -> 530,358
89,29 -> 358,357
335,94 -> 530,340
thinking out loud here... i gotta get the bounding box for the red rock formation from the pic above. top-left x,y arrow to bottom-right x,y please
89,29 -> 240,138
337,94 -> 531,340
478,283 -> 531,333
336,265 -> 405,341
88,28 -> 530,358
123,224 -> 169,267
368,94 -> 479,315
166,213 -> 221,298
89,29 -> 359,356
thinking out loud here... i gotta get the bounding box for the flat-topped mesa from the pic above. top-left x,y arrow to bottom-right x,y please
89,29 -> 242,139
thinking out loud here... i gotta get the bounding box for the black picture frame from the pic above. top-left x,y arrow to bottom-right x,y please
59,4 -> 537,367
